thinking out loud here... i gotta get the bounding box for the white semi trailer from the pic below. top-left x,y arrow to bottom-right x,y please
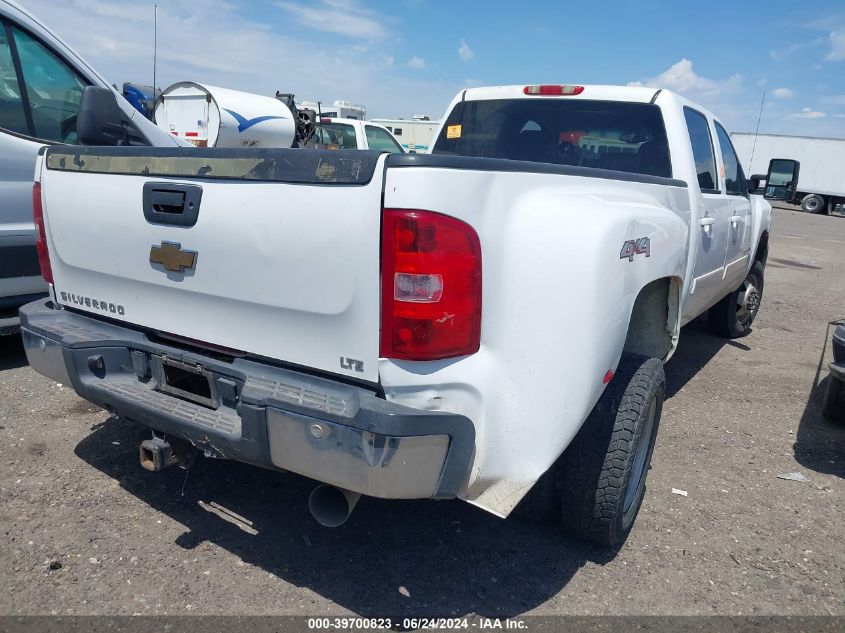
153,82 -> 315,148
731,132 -> 845,215
369,116 -> 440,153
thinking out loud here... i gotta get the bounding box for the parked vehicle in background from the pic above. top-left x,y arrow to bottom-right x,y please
23,83 -> 784,546
823,325 -> 845,423
122,82 -> 159,121
297,99 -> 366,121
0,0 -> 181,335
369,115 -> 439,152
732,132 -> 845,216
305,117 -> 404,153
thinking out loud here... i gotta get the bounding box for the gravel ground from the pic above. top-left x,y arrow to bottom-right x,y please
0,207 -> 842,617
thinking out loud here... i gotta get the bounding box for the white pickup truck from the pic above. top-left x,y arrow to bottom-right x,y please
22,84 -> 786,546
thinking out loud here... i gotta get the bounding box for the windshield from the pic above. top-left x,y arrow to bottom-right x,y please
432,98 -> 672,178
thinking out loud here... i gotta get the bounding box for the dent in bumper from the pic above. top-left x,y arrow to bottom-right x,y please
267,408 -> 450,498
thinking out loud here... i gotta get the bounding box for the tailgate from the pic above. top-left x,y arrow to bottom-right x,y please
40,147 -> 385,383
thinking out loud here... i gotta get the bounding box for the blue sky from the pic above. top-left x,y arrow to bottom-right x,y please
23,0 -> 845,136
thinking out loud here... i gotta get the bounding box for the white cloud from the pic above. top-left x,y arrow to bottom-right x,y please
275,0 -> 388,40
628,59 -> 741,98
769,42 -> 803,62
20,0 -> 462,119
407,56 -> 425,69
826,30 -> 845,61
458,39 -> 474,62
793,107 -> 827,119
771,87 -> 793,99
805,17 -> 845,62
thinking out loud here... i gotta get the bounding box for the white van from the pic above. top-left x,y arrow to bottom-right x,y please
0,0 -> 180,334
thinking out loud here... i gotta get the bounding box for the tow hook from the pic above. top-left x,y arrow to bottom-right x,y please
139,434 -> 197,472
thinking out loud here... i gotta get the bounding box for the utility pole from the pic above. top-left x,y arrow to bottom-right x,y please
153,4 -> 157,90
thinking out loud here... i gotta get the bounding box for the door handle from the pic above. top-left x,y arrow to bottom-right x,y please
699,217 -> 716,229
143,182 -> 203,227
150,189 -> 186,214
730,215 -> 743,226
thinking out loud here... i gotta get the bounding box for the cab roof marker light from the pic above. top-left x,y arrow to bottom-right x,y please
523,85 -> 585,96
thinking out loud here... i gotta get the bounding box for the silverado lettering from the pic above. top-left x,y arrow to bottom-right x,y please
59,291 -> 125,315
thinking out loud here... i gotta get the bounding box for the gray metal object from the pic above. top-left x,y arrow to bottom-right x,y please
19,298 -> 475,500
268,408 -> 450,499
139,436 -> 180,471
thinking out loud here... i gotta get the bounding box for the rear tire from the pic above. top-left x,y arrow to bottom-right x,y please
801,194 -> 825,214
710,261 -> 764,338
558,354 -> 665,547
822,376 -> 845,423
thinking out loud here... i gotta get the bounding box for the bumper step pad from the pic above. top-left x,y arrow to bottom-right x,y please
94,380 -> 241,436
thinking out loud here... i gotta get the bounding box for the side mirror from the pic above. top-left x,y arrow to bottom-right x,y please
77,86 -> 129,145
764,158 -> 800,202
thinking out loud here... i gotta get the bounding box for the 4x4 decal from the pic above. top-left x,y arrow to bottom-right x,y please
620,237 -> 651,262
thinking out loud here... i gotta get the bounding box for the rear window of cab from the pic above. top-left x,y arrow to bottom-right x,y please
432,99 -> 672,179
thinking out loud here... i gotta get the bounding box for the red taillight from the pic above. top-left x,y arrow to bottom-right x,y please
523,84 -> 584,96
32,181 -> 53,284
381,209 -> 481,360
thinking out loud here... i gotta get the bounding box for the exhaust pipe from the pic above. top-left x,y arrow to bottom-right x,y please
139,435 -> 197,472
308,485 -> 361,527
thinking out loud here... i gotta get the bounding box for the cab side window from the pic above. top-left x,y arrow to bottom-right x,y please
365,125 -> 404,153
683,107 -> 718,193
714,122 -> 746,195
12,25 -> 86,143
0,20 -> 87,143
0,23 -> 29,135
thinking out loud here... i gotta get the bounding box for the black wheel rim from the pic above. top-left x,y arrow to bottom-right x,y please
624,398 -> 657,513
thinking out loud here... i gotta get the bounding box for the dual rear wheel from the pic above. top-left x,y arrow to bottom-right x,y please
521,353 -> 665,547
523,261 -> 767,547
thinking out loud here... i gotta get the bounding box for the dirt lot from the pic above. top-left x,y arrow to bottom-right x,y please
0,207 -> 842,617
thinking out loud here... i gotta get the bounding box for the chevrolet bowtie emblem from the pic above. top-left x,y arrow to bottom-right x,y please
149,241 -> 197,273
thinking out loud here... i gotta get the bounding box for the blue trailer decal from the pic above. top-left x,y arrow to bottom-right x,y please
223,109 -> 284,133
